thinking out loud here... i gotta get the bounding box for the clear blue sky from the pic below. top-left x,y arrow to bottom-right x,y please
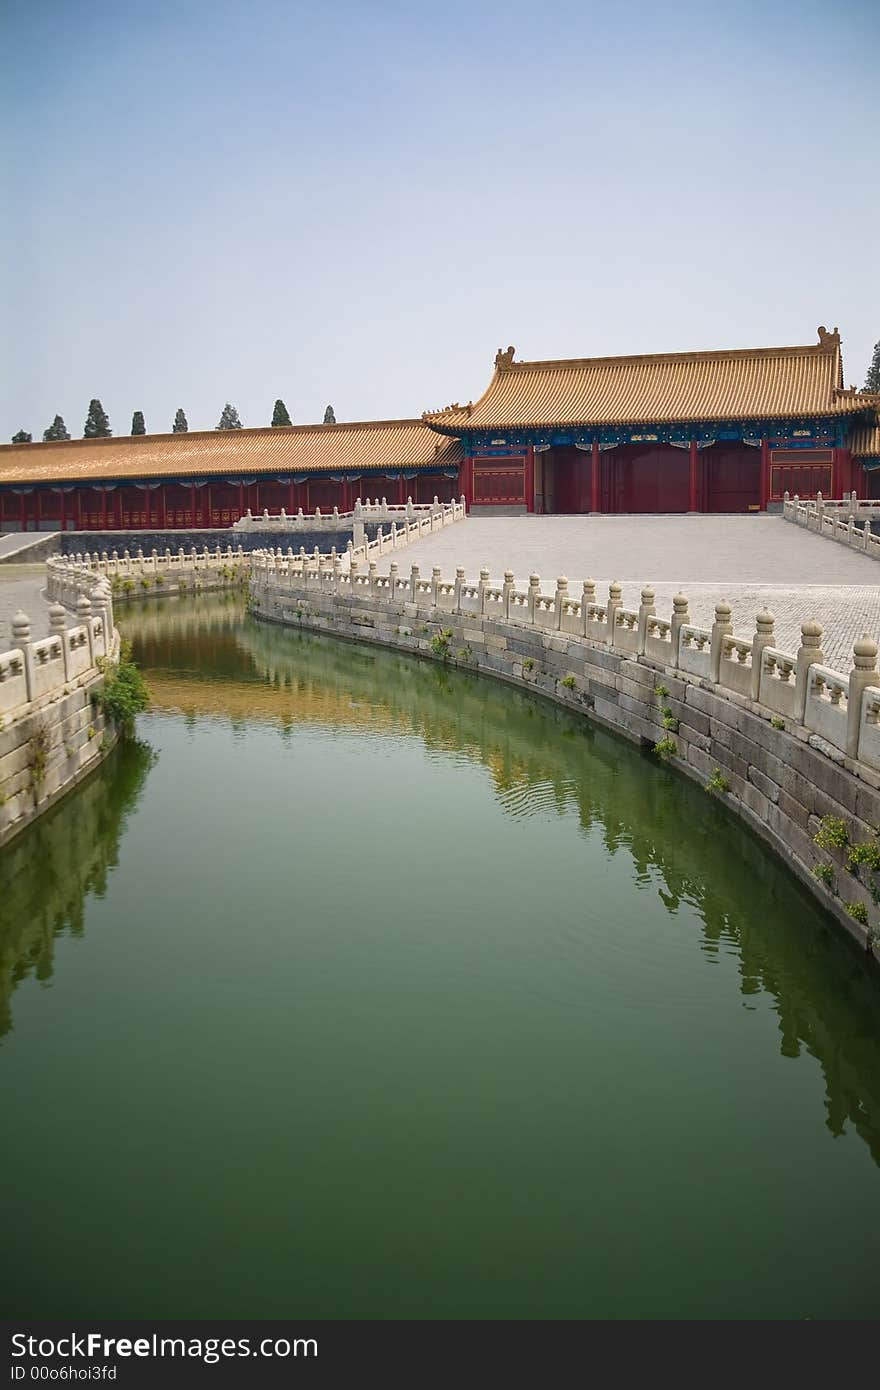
2,0 -> 878,440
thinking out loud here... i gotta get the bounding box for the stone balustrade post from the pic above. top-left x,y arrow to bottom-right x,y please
502,570 -> 514,619
389,561 -> 399,601
849,635 -> 880,759
406,497 -> 415,521
349,559 -> 359,593
431,566 -> 441,607
795,621 -> 824,722
554,576 -> 569,630
390,522 -> 398,549
49,602 -> 69,682
368,561 -> 377,597
12,611 -> 34,701
581,579 -> 596,636
709,601 -> 733,682
527,573 -> 540,625
77,594 -> 94,665
606,582 -> 622,644
453,566 -> 465,614
410,563 -> 420,603
637,586 -> 656,656
478,567 -> 490,616
671,593 -> 690,668
750,610 -> 775,700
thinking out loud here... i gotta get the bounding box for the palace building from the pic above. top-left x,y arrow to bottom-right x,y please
2,327 -> 878,531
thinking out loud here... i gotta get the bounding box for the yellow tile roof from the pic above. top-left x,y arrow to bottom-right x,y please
851,421 -> 880,458
423,329 -> 859,432
0,419 -> 462,486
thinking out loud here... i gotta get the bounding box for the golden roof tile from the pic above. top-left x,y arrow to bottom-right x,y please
423,329 -> 856,432
0,419 -> 462,487
850,420 -> 880,458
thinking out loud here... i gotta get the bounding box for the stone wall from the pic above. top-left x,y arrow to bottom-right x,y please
251,562 -> 880,962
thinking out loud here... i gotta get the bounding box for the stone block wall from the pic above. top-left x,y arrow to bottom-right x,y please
0,675 -> 114,846
252,577 -> 880,962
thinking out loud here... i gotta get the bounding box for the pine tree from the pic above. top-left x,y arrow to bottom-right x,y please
271,399 -> 292,427
865,340 -> 880,393
131,410 -> 146,435
216,403 -> 243,430
12,429 -> 32,444
83,399 -> 112,438
173,408 -> 188,433
323,404 -> 336,424
43,415 -> 70,441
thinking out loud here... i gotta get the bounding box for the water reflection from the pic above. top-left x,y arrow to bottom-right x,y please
0,739 -> 156,1040
123,593 -> 880,1165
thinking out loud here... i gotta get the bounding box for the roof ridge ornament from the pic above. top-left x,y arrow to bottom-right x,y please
817,325 -> 841,351
494,345 -> 516,371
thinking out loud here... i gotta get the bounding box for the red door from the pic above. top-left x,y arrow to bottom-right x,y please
706,444 -> 761,512
613,445 -> 690,512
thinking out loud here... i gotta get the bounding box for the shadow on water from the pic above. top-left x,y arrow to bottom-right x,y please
122,594 -> 880,1166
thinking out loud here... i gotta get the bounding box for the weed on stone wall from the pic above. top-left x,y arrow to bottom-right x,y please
97,641 -> 150,737
706,768 -> 730,795
653,737 -> 677,760
430,629 -> 453,661
26,721 -> 50,801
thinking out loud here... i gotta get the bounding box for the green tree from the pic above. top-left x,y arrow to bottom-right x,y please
173,408 -> 188,433
323,404 -> 336,424
83,399 -> 112,438
11,429 -> 32,443
131,410 -> 146,435
43,415 -> 70,441
865,340 -> 880,393
271,399 -> 292,427
216,403 -> 242,430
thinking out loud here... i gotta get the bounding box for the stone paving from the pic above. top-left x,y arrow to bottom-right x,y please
0,566 -> 52,645
378,515 -> 880,669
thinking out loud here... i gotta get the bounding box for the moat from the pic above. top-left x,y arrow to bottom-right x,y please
2,594 -> 879,1319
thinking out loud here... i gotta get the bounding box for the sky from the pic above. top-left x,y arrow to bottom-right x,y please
2,0 -> 878,441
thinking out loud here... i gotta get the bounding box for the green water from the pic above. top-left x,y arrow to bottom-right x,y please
2,593 -> 879,1320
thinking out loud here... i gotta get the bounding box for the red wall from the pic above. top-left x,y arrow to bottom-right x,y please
705,444 -> 761,512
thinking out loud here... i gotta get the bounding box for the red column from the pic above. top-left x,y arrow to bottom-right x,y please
238,482 -> 245,517
688,440 -> 699,512
760,438 -> 770,510
101,489 -> 108,529
115,489 -> 123,528
159,486 -> 167,528
75,490 -> 83,530
203,485 -> 211,527
190,483 -> 196,527
398,476 -> 405,504
59,490 -> 66,532
288,481 -> 295,514
341,479 -> 351,511
145,486 -> 151,530
834,447 -> 853,498
524,446 -> 536,513
590,440 -> 600,513
20,492 -> 27,531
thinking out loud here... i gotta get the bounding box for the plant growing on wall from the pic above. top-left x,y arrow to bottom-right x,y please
430,629 -> 453,661
706,768 -> 730,794
26,722 -> 51,799
813,816 -> 849,851
845,902 -> 869,925
653,737 -> 677,760
97,641 -> 150,737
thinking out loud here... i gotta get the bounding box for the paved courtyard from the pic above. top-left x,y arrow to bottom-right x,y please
0,565 -> 51,644
386,515 -> 880,669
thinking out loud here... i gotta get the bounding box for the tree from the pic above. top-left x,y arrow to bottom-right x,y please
43,415 -> 70,441
11,429 -> 32,444
83,399 -> 112,438
271,398 -> 292,427
216,403 -> 242,430
173,408 -> 188,433
131,410 -> 146,435
323,404 -> 336,424
865,340 -> 880,393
